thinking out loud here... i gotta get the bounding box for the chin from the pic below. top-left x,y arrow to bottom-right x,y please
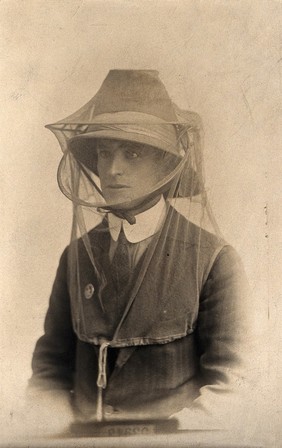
104,191 -> 147,210
104,191 -> 136,206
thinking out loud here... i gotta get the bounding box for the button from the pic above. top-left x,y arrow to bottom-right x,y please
84,283 -> 94,299
104,405 -> 114,416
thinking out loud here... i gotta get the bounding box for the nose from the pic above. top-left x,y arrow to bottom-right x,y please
109,150 -> 126,176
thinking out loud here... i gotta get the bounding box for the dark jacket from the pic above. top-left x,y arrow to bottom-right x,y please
30,211 -> 248,421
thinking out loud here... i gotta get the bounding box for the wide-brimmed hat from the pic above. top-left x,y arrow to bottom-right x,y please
65,70 -> 184,174
46,70 -> 203,200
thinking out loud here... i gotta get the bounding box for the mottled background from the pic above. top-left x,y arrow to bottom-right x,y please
0,0 -> 281,445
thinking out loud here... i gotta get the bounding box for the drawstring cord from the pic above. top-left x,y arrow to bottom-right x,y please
96,340 -> 110,421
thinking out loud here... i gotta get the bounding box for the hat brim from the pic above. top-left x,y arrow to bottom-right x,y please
67,134 -> 201,197
68,129 -> 181,176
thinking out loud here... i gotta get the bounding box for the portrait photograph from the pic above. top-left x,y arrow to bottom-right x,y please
0,1 -> 281,447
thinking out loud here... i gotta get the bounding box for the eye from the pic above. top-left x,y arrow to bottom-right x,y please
124,144 -> 144,159
125,149 -> 139,159
98,149 -> 111,159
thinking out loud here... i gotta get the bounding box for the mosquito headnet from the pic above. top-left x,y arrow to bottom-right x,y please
46,69 -> 222,345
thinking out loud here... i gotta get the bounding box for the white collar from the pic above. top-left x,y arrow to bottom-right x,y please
108,196 -> 167,243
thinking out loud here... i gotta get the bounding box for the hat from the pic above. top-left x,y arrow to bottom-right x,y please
65,70 -> 184,174
46,70 -> 203,199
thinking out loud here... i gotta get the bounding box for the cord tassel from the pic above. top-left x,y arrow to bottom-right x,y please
96,341 -> 110,421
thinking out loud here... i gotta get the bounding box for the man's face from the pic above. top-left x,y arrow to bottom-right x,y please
96,139 -> 165,207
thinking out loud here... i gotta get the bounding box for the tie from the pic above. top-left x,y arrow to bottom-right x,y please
111,228 -> 131,310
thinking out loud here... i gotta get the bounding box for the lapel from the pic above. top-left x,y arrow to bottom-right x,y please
89,220 -> 111,263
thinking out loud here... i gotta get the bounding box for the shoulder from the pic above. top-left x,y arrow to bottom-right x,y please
68,218 -> 110,249
165,207 -> 245,286
206,244 -> 247,284
166,207 -> 226,252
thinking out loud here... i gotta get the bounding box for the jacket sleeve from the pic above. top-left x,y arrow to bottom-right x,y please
189,244 -> 251,425
197,244 -> 249,384
173,244 -> 251,429
29,247 -> 76,392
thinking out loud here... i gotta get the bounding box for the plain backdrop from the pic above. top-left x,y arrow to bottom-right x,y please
0,0 -> 281,446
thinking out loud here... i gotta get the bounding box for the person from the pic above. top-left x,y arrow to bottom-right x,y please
28,70 -> 249,434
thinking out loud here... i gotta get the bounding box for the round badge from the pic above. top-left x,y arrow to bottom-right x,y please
84,283 -> 95,299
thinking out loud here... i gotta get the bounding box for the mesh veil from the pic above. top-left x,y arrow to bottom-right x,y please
46,72 -> 223,350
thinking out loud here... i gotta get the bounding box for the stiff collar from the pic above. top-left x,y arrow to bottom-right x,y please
108,196 -> 167,243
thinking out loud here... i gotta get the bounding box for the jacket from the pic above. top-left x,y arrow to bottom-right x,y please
30,210 -> 248,421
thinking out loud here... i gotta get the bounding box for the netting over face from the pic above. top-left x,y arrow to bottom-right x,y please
46,71 -> 222,347
57,124 -> 198,207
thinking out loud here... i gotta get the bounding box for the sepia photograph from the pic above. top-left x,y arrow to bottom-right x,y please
0,1 -> 281,447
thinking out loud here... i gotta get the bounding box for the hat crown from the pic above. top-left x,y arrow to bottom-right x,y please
93,70 -> 177,121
